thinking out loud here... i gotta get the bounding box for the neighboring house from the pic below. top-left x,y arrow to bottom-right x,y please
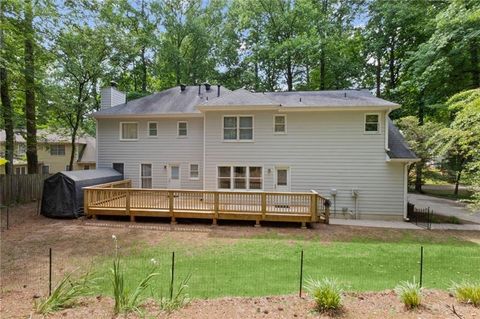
0,130 -> 96,174
93,84 -> 418,221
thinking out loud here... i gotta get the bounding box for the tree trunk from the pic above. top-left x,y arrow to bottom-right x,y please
388,36 -> 396,92
470,40 -> 479,88
375,55 -> 381,97
319,49 -> 325,90
24,0 -> 38,174
286,55 -> 293,91
418,91 -> 425,125
141,46 -> 147,92
454,169 -> 462,196
415,161 -> 423,193
69,126 -> 78,171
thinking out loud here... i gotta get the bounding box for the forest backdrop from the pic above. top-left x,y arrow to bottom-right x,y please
0,0 -> 479,208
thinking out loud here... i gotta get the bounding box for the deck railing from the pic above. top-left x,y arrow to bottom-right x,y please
84,180 -> 330,226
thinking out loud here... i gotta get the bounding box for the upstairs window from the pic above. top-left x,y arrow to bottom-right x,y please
148,122 -> 158,137
120,122 -> 138,140
223,116 -> 253,141
178,121 -> 188,137
364,113 -> 380,133
50,144 -> 65,156
274,115 -> 286,134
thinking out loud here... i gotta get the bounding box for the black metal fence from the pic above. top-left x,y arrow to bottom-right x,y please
407,202 -> 432,229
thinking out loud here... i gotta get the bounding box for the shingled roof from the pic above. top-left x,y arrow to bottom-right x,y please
387,118 -> 418,160
94,85 -> 232,117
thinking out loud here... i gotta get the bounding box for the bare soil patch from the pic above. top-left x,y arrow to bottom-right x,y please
1,203 -> 480,318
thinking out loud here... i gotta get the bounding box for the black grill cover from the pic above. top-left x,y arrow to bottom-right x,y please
41,168 -> 123,218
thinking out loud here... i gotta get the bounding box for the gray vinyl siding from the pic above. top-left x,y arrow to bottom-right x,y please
204,110 -> 405,218
97,118 -> 203,189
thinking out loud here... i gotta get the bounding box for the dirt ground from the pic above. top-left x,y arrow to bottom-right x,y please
1,202 -> 480,318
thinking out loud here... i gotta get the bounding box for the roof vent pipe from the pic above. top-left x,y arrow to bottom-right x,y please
198,84 -> 201,96
180,84 -> 186,92
205,83 -> 211,91
344,92 -> 347,98
217,85 -> 220,97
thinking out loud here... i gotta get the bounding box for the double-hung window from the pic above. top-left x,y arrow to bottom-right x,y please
223,116 -> 253,141
218,166 -> 262,190
274,115 -> 286,134
141,164 -> 152,188
50,144 -> 65,156
364,113 -> 380,133
120,122 -> 138,140
178,121 -> 188,137
148,122 -> 158,137
189,164 -> 199,180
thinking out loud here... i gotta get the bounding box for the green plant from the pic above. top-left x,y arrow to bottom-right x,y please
450,281 -> 480,307
35,271 -> 97,314
305,278 -> 342,312
395,279 -> 422,309
111,235 -> 159,314
157,273 -> 192,313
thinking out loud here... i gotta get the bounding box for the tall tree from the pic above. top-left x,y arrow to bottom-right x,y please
23,0 -> 38,173
0,1 -> 14,175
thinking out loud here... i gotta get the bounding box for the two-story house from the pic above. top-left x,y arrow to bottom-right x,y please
0,130 -> 96,174
93,84 -> 417,220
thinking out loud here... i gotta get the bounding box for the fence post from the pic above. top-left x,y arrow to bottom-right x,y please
299,250 -> 304,297
419,246 -> 424,287
49,247 -> 52,296
170,251 -> 175,299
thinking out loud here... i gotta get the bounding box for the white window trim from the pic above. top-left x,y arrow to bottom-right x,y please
189,163 -> 200,180
216,165 -> 264,191
119,122 -> 139,141
364,113 -> 381,134
222,115 -> 254,142
147,121 -> 158,137
50,144 -> 66,156
140,163 -> 153,188
177,121 -> 188,138
273,114 -> 287,134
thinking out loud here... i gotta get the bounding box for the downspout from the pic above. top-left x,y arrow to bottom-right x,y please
385,108 -> 391,152
403,162 -> 410,221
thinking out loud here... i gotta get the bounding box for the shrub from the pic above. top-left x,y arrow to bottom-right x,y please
395,279 -> 422,309
110,235 -> 159,314
36,271 -> 97,314
158,273 -> 192,313
305,278 -> 342,312
451,281 -> 480,307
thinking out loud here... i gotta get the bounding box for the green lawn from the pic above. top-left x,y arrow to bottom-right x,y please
93,236 -> 480,298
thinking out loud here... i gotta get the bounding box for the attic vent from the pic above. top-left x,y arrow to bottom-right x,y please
180,84 -> 186,92
205,83 -> 211,91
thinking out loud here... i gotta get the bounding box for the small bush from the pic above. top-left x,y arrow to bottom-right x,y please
36,271 -> 97,314
451,281 -> 480,307
395,279 -> 422,309
111,235 -> 159,314
305,278 -> 342,312
158,273 -> 192,313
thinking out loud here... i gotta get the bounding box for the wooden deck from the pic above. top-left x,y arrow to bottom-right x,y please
83,180 -> 330,227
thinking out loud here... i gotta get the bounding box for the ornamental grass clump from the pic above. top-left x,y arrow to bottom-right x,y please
110,235 -> 159,314
305,278 -> 343,312
35,271 -> 97,314
158,273 -> 192,313
451,281 -> 480,307
395,279 -> 422,309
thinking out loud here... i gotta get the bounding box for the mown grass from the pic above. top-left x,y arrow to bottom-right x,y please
92,236 -> 480,299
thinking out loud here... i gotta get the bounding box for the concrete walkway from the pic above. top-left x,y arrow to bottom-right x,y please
330,218 -> 480,231
408,193 -> 480,224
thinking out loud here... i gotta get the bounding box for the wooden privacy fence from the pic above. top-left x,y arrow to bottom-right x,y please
84,180 -> 330,227
0,174 -> 50,205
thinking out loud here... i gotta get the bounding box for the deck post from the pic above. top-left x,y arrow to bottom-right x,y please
254,219 -> 261,227
169,191 -> 176,225
83,188 -> 89,217
126,190 -> 133,222
301,221 -> 307,229
261,193 -> 267,220
213,192 -> 219,226
324,202 -> 330,224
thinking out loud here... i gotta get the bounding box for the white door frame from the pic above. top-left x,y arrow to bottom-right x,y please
274,166 -> 291,192
168,164 -> 181,189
